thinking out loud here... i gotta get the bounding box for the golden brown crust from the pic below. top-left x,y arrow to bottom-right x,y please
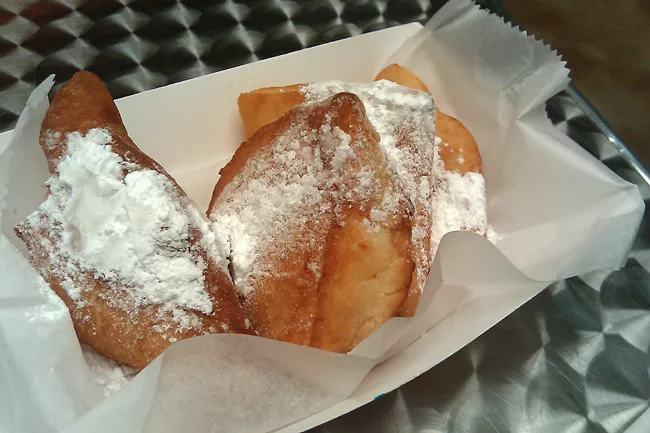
435,111 -> 482,174
238,84 -> 306,140
40,71 -> 167,177
312,208 -> 412,351
15,71 -> 250,370
210,93 -> 414,352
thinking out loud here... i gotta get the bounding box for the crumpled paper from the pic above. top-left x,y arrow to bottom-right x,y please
0,0 -> 644,432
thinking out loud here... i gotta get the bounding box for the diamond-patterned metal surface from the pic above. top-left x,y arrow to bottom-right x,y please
0,0 -> 465,126
1,1 -> 648,432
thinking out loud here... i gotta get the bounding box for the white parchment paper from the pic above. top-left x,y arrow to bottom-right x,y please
0,1 -> 644,432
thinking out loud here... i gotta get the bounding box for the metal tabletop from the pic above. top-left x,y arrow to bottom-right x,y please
1,1 -> 648,432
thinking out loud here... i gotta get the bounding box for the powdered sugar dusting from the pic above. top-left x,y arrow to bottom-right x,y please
211,127 -> 324,297
486,225 -> 501,243
304,82 -> 436,202
82,344 -> 136,396
211,97 -> 401,298
430,171 -> 488,252
24,276 -> 69,323
22,128 -> 228,330
329,126 -> 354,170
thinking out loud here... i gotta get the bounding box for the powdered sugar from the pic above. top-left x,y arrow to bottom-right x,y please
211,126 -> 326,297
211,97 -> 400,298
430,171 -> 488,252
24,276 -> 69,323
24,128 -> 227,327
82,344 -> 136,396
304,82 -> 437,200
329,126 -> 354,170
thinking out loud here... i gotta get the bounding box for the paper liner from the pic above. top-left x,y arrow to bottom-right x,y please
0,1 -> 643,432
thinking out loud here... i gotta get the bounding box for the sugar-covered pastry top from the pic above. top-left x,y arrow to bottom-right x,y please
20,127 -> 231,333
210,92 -> 410,299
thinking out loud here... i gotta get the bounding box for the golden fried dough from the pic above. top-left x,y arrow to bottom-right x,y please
15,71 -> 250,369
210,92 -> 414,352
435,111 -> 482,174
238,85 -> 305,141
238,84 -> 306,140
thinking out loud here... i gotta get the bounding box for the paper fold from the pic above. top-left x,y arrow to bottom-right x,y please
0,76 -> 53,256
0,1 -> 643,432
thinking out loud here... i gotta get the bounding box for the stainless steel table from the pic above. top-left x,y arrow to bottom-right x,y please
1,1 -> 648,431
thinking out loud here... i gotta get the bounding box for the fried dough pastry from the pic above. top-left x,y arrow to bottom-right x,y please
237,80 -> 437,316
209,92 -> 415,352
15,71 -> 250,369
236,65 -> 487,316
